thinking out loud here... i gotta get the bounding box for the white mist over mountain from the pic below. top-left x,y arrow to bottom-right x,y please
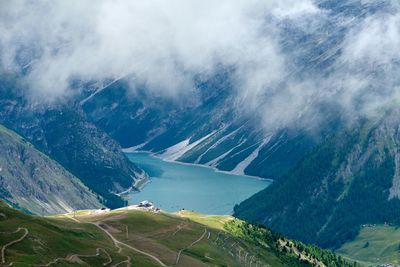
0,0 -> 399,129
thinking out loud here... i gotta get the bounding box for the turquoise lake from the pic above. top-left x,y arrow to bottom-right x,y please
126,152 -> 272,215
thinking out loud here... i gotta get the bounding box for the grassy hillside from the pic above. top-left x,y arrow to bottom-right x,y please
337,225 -> 400,266
0,201 -> 356,266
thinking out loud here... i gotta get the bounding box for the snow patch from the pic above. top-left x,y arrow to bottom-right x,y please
80,75 -> 126,105
195,125 -> 243,164
205,138 -> 247,167
231,135 -> 272,175
122,141 -> 148,152
159,131 -> 217,161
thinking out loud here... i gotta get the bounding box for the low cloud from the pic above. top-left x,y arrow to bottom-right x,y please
333,5 -> 400,120
1,0 -> 400,130
0,0 -> 317,98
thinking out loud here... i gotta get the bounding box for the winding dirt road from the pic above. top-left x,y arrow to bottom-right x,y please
38,247 -> 112,267
112,256 -> 131,267
92,222 -> 167,267
1,227 -> 29,264
175,228 -> 207,265
171,222 -> 185,236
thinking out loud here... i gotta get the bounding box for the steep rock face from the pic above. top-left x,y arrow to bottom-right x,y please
0,73 -> 147,209
0,124 -> 102,214
235,109 -> 400,249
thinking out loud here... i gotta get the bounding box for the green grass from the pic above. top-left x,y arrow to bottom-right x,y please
337,225 -> 400,266
1,202 -> 351,266
0,205 -> 131,266
174,210 -> 233,230
0,204 -> 288,266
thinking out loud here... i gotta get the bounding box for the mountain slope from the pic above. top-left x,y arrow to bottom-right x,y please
337,224 -> 400,266
79,0 -> 385,181
0,124 -> 102,215
0,73 -> 148,208
0,201 -> 357,267
82,72 -> 321,180
235,109 -> 400,249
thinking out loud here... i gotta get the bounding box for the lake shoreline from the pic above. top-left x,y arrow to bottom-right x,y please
123,151 -> 271,215
123,150 -> 274,183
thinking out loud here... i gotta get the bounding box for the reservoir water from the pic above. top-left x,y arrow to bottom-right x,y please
126,152 -> 271,215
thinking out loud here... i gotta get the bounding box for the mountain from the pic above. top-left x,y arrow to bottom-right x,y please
81,71 -> 322,180
0,0 -> 397,262
0,73 -> 148,209
79,0 -> 389,182
0,201 -> 357,267
75,0 -> 399,250
0,124 -> 102,215
235,108 -> 400,249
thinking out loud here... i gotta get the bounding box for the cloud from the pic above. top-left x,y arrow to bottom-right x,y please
332,4 -> 400,119
1,0 -> 400,130
252,0 -> 400,129
0,0 -> 319,99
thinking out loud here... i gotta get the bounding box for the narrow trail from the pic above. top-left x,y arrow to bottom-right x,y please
213,232 -> 222,243
66,214 -> 80,223
92,222 -> 167,267
37,247 -> 112,267
122,224 -> 129,239
112,256 -> 131,267
63,214 -> 167,266
73,248 -> 113,265
175,228 -> 207,265
171,222 -> 185,236
92,222 -> 123,254
37,257 -> 62,267
1,227 -> 29,264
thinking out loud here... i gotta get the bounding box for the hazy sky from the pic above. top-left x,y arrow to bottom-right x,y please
0,0 -> 399,129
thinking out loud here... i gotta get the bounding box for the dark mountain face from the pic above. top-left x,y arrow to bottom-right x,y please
0,73 -> 147,209
235,109 -> 400,248
0,124 -> 102,214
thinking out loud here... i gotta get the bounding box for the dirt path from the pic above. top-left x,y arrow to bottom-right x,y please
93,222 -> 123,253
1,227 -> 29,264
72,248 -> 112,265
122,224 -> 129,239
213,232 -> 222,243
37,247 -> 112,267
112,256 -> 131,267
66,214 -> 80,223
63,214 -> 167,266
175,228 -> 207,265
92,222 -> 167,267
171,222 -> 185,236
